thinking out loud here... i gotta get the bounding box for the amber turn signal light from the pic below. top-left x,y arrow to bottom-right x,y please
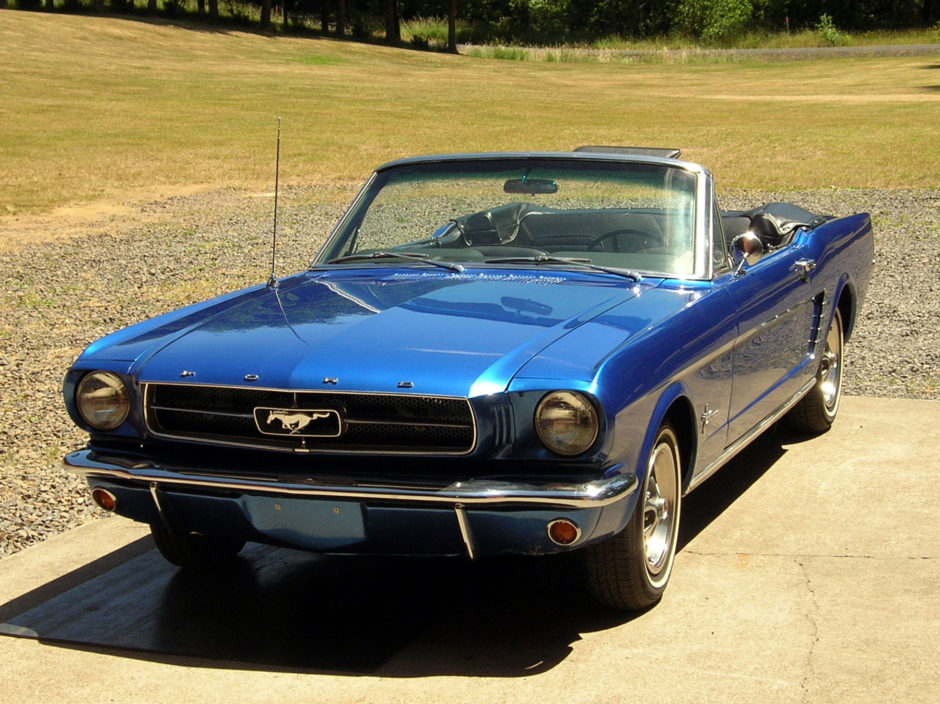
91,488 -> 117,512
547,518 -> 581,546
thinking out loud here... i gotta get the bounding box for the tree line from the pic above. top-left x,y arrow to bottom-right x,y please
4,0 -> 938,48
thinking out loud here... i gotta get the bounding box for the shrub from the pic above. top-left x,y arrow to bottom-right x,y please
816,14 -> 850,46
491,46 -> 528,60
677,0 -> 754,43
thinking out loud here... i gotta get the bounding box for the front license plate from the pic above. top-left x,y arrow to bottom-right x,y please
244,497 -> 366,551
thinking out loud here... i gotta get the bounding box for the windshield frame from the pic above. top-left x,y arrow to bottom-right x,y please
313,153 -> 715,280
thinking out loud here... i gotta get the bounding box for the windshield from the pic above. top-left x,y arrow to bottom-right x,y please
316,158 -> 701,277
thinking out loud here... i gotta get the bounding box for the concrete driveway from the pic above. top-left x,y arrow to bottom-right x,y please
1,396 -> 937,703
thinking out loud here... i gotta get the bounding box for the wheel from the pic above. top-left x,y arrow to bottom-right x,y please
589,228 -> 663,253
787,308 -> 844,434
584,423 -> 682,610
150,522 -> 245,569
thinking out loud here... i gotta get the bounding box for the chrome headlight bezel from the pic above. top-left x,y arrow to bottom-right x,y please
75,371 -> 130,431
534,390 -> 599,457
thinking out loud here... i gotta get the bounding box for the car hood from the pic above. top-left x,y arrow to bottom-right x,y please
79,269 -> 654,397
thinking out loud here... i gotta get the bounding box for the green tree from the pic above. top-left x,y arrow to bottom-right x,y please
448,0 -> 457,52
386,0 -> 401,42
337,0 -> 347,36
677,0 -> 754,40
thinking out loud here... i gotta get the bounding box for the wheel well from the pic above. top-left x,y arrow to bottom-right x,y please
661,398 -> 696,493
836,285 -> 856,341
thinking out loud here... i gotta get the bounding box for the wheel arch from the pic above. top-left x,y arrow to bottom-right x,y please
644,387 -> 697,495
834,279 -> 857,342
663,398 -> 696,494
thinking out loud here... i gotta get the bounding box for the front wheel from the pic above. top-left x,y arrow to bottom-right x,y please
787,308 -> 844,434
150,522 -> 245,570
584,423 -> 682,610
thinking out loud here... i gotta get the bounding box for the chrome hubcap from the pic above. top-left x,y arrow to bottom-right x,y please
819,314 -> 843,413
644,438 -> 678,578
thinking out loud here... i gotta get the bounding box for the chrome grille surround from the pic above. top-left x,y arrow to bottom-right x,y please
143,383 -> 476,455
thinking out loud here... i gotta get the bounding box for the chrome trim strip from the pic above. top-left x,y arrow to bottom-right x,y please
148,481 -> 164,514
148,405 -> 254,420
454,503 -> 476,560
65,451 -> 637,509
148,481 -> 174,534
694,167 -> 711,278
143,380 -> 476,398
687,377 -> 816,493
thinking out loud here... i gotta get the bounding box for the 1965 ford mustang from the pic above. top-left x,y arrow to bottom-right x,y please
64,148 -> 873,610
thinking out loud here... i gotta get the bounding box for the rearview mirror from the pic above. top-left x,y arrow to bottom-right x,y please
504,178 -> 558,195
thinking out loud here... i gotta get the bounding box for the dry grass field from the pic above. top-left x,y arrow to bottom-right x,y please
1,11 -> 938,222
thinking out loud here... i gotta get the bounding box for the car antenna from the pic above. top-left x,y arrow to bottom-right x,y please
267,116 -> 282,289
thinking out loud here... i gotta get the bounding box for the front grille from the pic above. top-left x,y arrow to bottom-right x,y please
143,383 -> 476,454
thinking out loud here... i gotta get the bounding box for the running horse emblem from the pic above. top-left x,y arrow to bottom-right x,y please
266,410 -> 333,434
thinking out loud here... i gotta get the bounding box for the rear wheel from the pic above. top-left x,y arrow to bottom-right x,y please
584,423 -> 682,610
150,522 -> 245,569
787,308 -> 843,434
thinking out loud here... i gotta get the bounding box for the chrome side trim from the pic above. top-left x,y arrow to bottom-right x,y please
687,376 -> 816,493
65,451 -> 637,510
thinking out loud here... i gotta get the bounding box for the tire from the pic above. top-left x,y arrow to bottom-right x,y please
584,423 -> 682,610
150,522 -> 245,570
787,308 -> 844,434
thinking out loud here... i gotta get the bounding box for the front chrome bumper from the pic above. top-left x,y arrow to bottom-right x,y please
66,450 -> 638,559
65,450 -> 637,509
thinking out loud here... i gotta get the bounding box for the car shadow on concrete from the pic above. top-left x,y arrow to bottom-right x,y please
0,426 -> 796,676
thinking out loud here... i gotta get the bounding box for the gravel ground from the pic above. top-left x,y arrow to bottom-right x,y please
1,186 -> 937,558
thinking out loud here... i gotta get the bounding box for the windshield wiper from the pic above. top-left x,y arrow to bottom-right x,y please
483,255 -> 641,282
325,251 -> 464,273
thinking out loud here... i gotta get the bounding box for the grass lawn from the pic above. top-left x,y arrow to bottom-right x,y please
1,11 -> 938,217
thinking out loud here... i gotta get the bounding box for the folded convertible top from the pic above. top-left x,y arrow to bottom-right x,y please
575,145 -> 682,159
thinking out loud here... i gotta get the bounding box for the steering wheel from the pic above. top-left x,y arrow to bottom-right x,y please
589,228 -> 663,253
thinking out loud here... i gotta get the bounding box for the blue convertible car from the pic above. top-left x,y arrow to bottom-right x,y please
64,148 -> 873,609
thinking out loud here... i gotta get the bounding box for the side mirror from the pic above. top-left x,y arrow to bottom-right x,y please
732,232 -> 764,274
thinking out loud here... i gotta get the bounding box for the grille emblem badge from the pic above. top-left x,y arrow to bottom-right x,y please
255,408 -> 342,438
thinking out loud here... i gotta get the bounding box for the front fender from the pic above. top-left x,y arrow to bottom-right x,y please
605,380 -> 696,493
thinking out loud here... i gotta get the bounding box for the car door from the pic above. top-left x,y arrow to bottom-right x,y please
725,242 -> 823,442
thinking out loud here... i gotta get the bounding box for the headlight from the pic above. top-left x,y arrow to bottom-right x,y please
76,371 -> 129,431
535,391 -> 598,456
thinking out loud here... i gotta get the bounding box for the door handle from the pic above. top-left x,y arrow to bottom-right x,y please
794,258 -> 816,283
